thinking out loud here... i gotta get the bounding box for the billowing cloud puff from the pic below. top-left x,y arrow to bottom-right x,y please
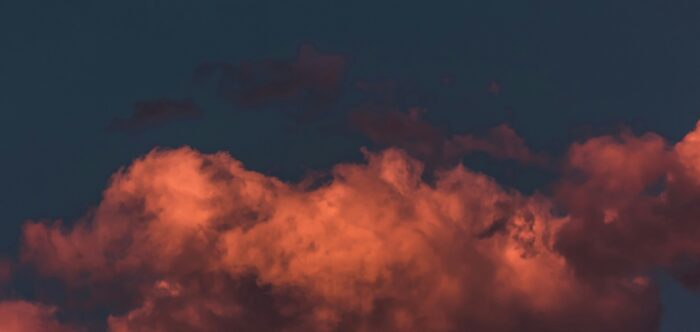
555,122 -> 700,289
0,300 -> 71,332
20,140 -> 665,331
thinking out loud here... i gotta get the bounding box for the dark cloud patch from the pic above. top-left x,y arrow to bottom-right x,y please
475,217 -> 509,239
353,78 -> 439,112
445,124 -> 551,167
194,44 -> 347,120
109,99 -> 202,133
349,106 -> 548,170
349,107 -> 445,163
354,79 -> 399,105
489,81 -> 502,95
439,73 -> 455,87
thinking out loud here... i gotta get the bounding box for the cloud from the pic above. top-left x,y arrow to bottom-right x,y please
489,80 -> 502,95
354,79 -> 399,104
349,107 -> 445,162
0,300 -> 71,332
445,124 -> 550,167
20,143 -> 665,331
554,122 -> 700,289
349,107 -> 547,167
0,259 -> 11,292
109,98 -> 202,132
194,44 -> 347,118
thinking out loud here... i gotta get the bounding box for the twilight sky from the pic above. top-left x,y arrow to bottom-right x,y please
2,1 -> 700,331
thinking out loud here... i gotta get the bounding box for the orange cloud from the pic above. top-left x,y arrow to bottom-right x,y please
0,300 -> 71,332
555,122 -> 700,289
19,142 -> 664,331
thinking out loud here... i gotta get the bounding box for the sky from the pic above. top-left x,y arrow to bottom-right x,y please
1,1 -> 700,331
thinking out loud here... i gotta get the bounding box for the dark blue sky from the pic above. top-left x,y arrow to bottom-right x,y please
2,1 -> 700,330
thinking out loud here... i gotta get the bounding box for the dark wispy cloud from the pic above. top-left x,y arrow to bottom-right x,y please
349,106 -> 548,168
445,124 -> 550,167
349,107 -> 445,162
108,98 -> 202,133
194,44 -> 347,119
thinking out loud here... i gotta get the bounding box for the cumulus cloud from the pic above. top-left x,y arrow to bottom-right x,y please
555,123 -> 700,289
19,141 -> 669,331
0,300 -> 71,332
